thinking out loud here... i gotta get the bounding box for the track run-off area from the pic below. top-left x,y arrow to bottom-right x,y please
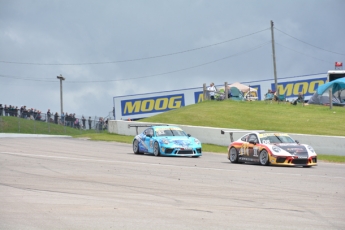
0,137 -> 344,230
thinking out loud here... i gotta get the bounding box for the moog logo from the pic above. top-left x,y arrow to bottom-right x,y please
271,77 -> 327,97
194,91 -> 203,103
121,94 -> 185,116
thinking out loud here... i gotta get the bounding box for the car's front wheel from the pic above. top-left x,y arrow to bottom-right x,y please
133,139 -> 143,155
229,147 -> 239,163
259,149 -> 269,166
153,142 -> 160,157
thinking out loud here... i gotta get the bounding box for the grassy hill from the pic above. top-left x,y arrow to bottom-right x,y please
0,116 -> 96,136
142,100 -> 345,136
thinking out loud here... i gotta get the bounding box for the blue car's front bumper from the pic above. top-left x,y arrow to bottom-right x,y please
159,147 -> 202,156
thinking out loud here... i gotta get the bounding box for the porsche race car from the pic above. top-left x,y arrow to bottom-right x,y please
227,132 -> 317,167
132,125 -> 202,157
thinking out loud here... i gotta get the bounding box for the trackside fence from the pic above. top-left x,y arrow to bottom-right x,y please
0,111 -> 113,134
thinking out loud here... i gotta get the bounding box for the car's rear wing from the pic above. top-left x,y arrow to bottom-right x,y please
128,124 -> 168,135
221,130 -> 265,142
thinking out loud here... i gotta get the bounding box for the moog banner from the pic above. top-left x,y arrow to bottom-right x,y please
113,73 -> 327,120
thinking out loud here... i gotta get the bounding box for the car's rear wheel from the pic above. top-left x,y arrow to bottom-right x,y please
153,142 -> 160,156
229,147 -> 239,163
259,149 -> 269,166
133,139 -> 143,154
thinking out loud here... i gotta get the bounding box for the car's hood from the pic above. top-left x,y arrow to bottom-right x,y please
160,136 -> 199,147
275,143 -> 308,155
160,136 -> 192,140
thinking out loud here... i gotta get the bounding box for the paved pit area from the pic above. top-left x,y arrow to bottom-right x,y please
0,137 -> 344,230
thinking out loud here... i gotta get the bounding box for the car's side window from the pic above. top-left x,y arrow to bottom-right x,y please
248,134 -> 258,143
143,129 -> 149,136
144,128 -> 153,136
148,128 -> 153,136
241,135 -> 248,142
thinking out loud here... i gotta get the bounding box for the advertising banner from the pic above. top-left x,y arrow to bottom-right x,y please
113,73 -> 327,120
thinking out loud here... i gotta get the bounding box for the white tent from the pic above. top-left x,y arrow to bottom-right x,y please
227,82 -> 258,100
216,82 -> 258,100
227,82 -> 257,93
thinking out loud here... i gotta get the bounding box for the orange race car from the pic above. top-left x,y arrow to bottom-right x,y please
224,131 -> 317,167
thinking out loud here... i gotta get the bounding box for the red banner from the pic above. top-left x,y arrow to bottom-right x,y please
335,62 -> 343,67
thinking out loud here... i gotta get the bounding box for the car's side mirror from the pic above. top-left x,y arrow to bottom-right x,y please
249,141 -> 257,145
295,140 -> 299,144
187,134 -> 191,137
146,134 -> 152,138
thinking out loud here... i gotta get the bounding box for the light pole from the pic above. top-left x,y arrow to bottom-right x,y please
271,20 -> 278,93
57,74 -> 65,116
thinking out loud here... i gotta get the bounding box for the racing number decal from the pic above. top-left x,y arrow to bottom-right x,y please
149,139 -> 153,148
240,143 -> 249,156
253,147 -> 259,157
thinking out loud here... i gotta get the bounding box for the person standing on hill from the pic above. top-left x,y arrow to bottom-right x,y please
0,104 -> 3,116
4,105 -> 9,116
54,112 -> 59,124
88,116 -> 92,130
47,109 -> 51,122
207,82 -> 216,100
60,112 -> 65,125
82,116 -> 86,130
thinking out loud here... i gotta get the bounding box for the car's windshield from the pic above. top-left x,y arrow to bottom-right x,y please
155,128 -> 187,137
259,134 -> 295,144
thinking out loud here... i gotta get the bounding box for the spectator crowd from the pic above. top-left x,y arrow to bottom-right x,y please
0,103 -> 109,130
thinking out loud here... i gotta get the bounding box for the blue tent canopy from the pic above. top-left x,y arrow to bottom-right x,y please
316,77 -> 345,95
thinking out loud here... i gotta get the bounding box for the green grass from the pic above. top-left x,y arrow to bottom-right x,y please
0,116 -> 99,136
142,100 -> 345,136
1,101 -> 344,163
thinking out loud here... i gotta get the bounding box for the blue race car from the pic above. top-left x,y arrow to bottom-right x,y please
132,125 -> 202,157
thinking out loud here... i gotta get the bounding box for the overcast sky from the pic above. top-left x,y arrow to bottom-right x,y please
1,0 -> 344,118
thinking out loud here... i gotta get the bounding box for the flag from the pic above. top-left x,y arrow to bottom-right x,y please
335,62 -> 343,67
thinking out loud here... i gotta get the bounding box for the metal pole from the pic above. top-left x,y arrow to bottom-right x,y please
271,20 -> 278,93
60,79 -> 63,115
329,88 -> 333,110
57,75 -> 65,116
203,83 -> 207,101
18,115 -> 20,133
224,82 -> 228,99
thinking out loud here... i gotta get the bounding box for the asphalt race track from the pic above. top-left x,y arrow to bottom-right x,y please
0,137 -> 344,230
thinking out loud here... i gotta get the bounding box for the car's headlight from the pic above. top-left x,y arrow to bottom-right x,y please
162,139 -> 169,144
194,139 -> 200,145
272,146 -> 281,152
307,145 -> 315,153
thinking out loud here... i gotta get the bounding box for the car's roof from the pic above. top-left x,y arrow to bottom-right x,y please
246,132 -> 290,136
152,125 -> 181,129
244,131 -> 289,136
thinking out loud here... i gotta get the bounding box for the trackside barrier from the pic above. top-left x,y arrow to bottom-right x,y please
108,120 -> 345,156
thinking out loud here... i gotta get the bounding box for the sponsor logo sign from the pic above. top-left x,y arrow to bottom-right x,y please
194,91 -> 203,103
271,77 -> 327,97
121,94 -> 185,116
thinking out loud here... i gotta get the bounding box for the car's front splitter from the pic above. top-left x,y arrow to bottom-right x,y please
270,155 -> 317,167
